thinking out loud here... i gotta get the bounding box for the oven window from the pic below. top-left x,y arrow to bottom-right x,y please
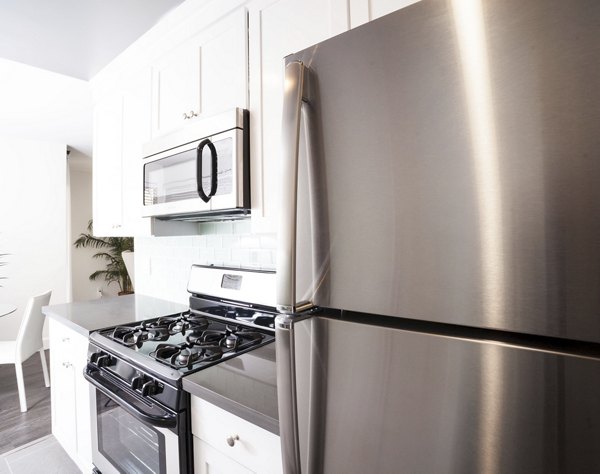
97,391 -> 166,474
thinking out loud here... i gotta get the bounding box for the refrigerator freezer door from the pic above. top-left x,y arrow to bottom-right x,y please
287,314 -> 600,474
283,0 -> 600,342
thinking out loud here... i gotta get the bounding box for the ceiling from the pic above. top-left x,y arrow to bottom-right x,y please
0,0 -> 184,80
0,0 -> 185,158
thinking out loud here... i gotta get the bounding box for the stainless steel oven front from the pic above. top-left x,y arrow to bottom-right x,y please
84,354 -> 191,474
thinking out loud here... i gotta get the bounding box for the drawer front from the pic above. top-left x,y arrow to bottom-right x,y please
191,396 -> 282,473
193,437 -> 254,474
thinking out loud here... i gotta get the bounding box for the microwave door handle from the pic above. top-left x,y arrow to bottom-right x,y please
196,139 -> 217,203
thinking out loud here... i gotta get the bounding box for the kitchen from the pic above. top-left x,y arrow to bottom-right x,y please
1,0 -> 600,472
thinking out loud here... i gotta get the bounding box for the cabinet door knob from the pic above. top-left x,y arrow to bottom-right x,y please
226,434 -> 239,447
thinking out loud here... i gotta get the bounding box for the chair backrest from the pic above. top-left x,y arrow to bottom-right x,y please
15,290 -> 52,362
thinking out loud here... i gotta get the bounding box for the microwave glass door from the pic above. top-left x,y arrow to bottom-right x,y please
208,129 -> 241,210
144,147 -> 206,205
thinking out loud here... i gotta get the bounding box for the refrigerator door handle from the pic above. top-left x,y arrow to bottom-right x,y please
276,314 -> 302,474
277,60 -> 309,314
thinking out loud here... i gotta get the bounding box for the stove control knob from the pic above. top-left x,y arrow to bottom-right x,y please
96,354 -> 114,368
141,380 -> 162,397
89,351 -> 103,364
131,375 -> 145,390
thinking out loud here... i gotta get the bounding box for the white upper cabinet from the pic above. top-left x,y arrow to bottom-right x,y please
247,0 -> 350,233
92,68 -> 152,237
121,69 -> 153,236
151,7 -> 248,138
93,93 -> 124,236
349,0 -> 421,27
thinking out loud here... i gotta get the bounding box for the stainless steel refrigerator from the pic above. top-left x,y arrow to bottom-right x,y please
274,0 -> 600,472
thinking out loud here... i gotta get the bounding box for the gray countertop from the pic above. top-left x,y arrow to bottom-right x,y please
42,294 -> 189,336
182,342 -> 279,435
43,294 -> 279,435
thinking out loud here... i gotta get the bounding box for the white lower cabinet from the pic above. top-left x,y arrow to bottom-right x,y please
194,439 -> 254,474
191,396 -> 283,474
49,319 -> 93,472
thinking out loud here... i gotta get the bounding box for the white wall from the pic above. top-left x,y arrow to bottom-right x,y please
69,156 -> 119,301
0,58 -> 92,156
135,221 -> 276,304
0,136 -> 69,339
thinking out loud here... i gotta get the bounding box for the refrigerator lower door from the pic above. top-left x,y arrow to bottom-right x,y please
278,314 -> 600,474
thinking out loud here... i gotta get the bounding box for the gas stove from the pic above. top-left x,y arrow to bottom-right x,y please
84,265 -> 277,474
94,308 -> 275,377
88,266 -> 277,384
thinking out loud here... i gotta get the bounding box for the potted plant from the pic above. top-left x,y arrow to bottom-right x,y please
74,220 -> 134,295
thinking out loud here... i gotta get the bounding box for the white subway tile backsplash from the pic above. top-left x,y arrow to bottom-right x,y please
221,234 -> 237,248
214,247 -> 232,263
240,234 -> 260,249
234,220 -> 252,234
259,234 -> 277,249
135,226 -> 276,302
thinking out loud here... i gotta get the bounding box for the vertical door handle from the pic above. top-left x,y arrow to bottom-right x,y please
276,315 -> 302,474
196,139 -> 218,203
277,60 -> 309,314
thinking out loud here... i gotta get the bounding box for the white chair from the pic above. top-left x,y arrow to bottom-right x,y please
0,290 -> 52,412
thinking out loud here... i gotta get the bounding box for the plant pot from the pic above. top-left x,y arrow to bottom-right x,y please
121,250 -> 135,291
118,290 -> 135,296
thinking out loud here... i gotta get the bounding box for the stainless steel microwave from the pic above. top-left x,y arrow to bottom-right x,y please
142,108 -> 250,221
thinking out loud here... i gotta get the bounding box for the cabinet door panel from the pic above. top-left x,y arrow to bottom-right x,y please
194,438 -> 255,474
122,69 -> 152,236
152,7 -> 248,138
49,320 -> 77,458
153,45 -> 200,137
93,95 -> 123,237
350,0 -> 421,27
201,8 -> 248,116
248,0 -> 349,233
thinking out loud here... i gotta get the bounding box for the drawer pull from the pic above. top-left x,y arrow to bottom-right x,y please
62,337 -> 70,343
226,434 -> 239,447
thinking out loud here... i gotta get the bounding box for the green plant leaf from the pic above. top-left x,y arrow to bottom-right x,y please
74,220 -> 134,292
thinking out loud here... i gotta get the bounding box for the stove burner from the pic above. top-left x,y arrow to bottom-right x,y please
111,323 -> 171,347
149,325 -> 265,369
152,343 -> 223,368
225,334 -> 238,348
108,312 -> 213,346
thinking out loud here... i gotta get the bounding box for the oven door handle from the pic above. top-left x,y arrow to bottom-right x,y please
84,366 -> 177,428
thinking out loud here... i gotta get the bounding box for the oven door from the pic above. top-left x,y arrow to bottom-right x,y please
85,367 -> 183,474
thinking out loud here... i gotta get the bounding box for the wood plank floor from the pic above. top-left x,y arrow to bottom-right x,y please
0,351 -> 51,455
